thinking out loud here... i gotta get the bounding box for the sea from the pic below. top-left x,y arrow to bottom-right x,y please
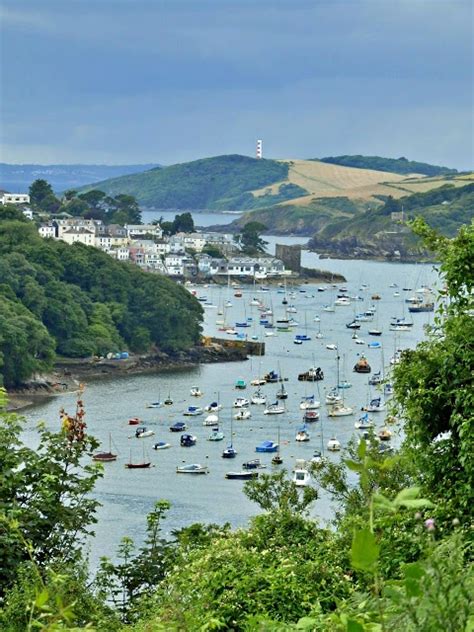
21,209 -> 440,567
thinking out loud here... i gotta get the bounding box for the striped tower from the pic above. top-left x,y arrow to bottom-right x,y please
256,139 -> 263,159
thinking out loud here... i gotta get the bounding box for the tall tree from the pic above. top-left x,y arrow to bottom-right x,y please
29,179 -> 54,206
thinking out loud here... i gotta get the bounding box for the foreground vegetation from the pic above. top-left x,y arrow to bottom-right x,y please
0,221 -> 472,630
0,209 -> 202,388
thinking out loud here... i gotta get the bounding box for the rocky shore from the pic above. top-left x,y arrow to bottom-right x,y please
6,340 -> 250,411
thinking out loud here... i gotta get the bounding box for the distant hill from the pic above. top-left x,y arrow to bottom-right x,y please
0,163 -> 160,193
317,155 -> 457,177
78,155 -> 307,211
307,181 -> 474,260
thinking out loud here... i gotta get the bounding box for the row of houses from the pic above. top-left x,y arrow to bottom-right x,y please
36,217 -> 290,278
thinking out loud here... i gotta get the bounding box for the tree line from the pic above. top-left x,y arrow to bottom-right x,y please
0,211 -> 203,387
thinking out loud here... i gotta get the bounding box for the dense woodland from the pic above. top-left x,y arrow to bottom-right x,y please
0,207 -> 203,388
319,155 -> 458,177
0,220 -> 472,630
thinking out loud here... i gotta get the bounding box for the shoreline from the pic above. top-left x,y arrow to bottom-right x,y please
6,340 -> 251,412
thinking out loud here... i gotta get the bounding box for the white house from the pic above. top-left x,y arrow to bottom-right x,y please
125,224 -> 163,239
38,223 -> 57,239
60,226 -> 96,246
0,193 -> 30,205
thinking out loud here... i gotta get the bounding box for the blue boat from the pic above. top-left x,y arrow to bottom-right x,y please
180,433 -> 197,447
222,446 -> 237,459
235,322 -> 250,328
368,341 -> 382,349
170,421 -> 187,432
255,440 -> 279,453
295,334 -> 311,341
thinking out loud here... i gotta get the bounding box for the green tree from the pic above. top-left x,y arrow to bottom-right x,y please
0,390 -> 102,596
236,220 -> 268,254
172,212 -> 194,234
78,189 -> 107,210
29,179 -> 54,207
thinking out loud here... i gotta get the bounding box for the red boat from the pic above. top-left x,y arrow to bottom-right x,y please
128,417 -> 141,425
125,461 -> 151,469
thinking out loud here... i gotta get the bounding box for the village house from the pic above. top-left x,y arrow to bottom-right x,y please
0,192 -> 30,205
125,224 -> 163,240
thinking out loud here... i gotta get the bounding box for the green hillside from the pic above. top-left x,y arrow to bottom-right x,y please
220,196 -> 369,235
80,154 -> 307,210
308,182 -> 474,258
0,212 -> 203,387
318,155 -> 457,177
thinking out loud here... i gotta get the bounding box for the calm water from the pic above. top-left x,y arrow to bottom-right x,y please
141,209 -> 241,228
22,256 -> 438,566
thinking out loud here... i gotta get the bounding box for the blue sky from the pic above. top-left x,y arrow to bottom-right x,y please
1,0 -> 472,168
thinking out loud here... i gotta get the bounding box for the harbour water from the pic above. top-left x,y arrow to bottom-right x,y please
22,257 -> 439,567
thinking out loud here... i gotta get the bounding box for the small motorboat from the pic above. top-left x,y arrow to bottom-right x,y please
384,383 -> 394,398
255,440 -> 279,453
190,386 -> 203,397
234,409 -> 251,420
251,390 -> 267,405
368,329 -> 383,336
242,459 -> 266,470
233,397 -> 250,408
135,427 -> 155,438
263,402 -> 285,415
295,427 -> 310,442
378,427 -> 392,441
338,379 -> 352,389
203,413 -> 219,426
128,417 -> 141,425
183,406 -> 204,416
362,397 -> 386,413
170,421 -> 187,432
353,356 -> 371,373
327,437 -> 341,452
368,341 -> 382,349
293,467 -> 311,487
153,441 -> 171,450
234,378 -> 247,390
180,433 -> 197,447
176,463 -> 209,474
164,397 -> 173,406
303,410 -> 320,422
326,344 -> 338,351
310,450 -> 323,464
355,338 -> 366,345
222,445 -> 237,459
225,471 -> 258,480
271,453 -> 283,465
250,377 -> 266,386
205,401 -> 222,412
147,401 -> 163,409
208,428 -> 225,441
346,320 -> 361,329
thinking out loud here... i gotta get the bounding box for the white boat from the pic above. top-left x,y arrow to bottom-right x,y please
147,401 -> 163,409
325,389 -> 342,405
326,344 -> 338,351
208,428 -> 225,441
183,406 -> 204,416
322,304 -> 335,312
328,404 -> 354,417
176,463 -> 209,474
205,401 -> 222,412
362,397 -> 386,413
327,437 -> 341,452
293,467 -> 311,487
354,413 -> 374,429
190,386 -> 203,397
233,397 -> 250,408
299,396 -> 320,410
263,402 -> 286,415
234,409 -> 251,420
335,297 -> 351,306
250,377 -> 266,386
135,428 -> 155,438
251,390 -> 267,405
203,413 -> 219,426
295,427 -> 310,442
152,441 -> 171,450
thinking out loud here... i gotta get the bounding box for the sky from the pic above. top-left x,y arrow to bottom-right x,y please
0,0 -> 472,169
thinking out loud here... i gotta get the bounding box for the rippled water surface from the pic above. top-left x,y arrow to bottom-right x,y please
22,257 -> 439,564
